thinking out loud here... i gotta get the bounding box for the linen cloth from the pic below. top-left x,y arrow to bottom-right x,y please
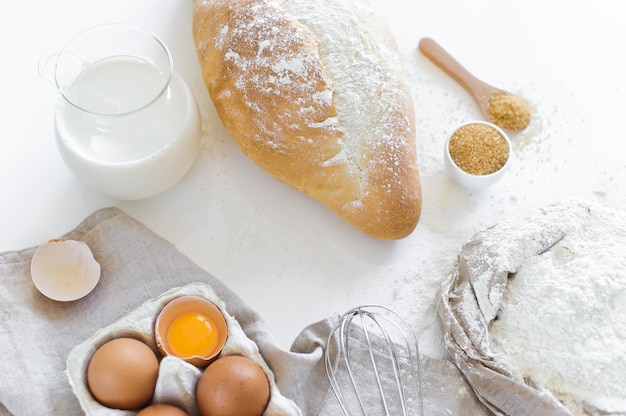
0,207 -> 487,415
437,201 -> 625,416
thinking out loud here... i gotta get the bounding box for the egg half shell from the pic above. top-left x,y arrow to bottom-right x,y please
155,296 -> 228,367
31,238 -> 101,301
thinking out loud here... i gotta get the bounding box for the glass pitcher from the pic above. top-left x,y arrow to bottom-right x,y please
40,23 -> 201,200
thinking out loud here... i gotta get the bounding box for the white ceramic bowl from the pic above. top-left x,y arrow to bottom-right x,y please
443,121 -> 512,189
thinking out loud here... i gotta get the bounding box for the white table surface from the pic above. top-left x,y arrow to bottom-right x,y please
1,0 -> 625,356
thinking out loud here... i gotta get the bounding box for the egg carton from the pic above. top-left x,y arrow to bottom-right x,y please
66,282 -> 302,415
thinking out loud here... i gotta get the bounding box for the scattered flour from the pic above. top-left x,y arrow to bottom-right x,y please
489,203 -> 626,415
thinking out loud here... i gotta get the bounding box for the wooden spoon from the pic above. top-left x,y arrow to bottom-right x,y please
418,37 -> 530,131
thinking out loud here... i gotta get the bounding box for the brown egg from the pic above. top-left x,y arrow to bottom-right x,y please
196,355 -> 270,416
137,404 -> 189,415
87,337 -> 159,410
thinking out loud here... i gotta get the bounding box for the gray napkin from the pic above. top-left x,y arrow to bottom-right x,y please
0,207 -> 487,415
437,201 -> 625,416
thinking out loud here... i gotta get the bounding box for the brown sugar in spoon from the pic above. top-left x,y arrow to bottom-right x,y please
419,37 -> 530,131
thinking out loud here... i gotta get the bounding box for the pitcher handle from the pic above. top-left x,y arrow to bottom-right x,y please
38,49 -> 59,91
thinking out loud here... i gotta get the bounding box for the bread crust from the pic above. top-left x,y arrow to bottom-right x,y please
193,0 -> 421,239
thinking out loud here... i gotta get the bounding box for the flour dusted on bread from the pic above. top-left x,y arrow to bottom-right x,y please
193,0 -> 421,239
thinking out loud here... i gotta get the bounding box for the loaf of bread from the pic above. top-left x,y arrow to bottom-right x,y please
192,0 -> 421,239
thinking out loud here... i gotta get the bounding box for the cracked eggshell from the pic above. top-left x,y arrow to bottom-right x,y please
155,296 -> 228,368
31,238 -> 101,301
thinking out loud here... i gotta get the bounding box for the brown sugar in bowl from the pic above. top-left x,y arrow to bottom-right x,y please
444,121 -> 512,189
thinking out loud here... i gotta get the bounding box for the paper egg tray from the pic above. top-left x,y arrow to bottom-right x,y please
66,282 -> 301,415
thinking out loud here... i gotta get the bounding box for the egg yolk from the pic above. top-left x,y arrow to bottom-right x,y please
166,312 -> 219,358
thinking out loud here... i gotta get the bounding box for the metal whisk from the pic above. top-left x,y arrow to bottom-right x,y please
324,305 -> 424,416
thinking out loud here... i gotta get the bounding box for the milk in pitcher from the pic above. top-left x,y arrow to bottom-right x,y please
47,23 -> 201,200
55,55 -> 201,200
